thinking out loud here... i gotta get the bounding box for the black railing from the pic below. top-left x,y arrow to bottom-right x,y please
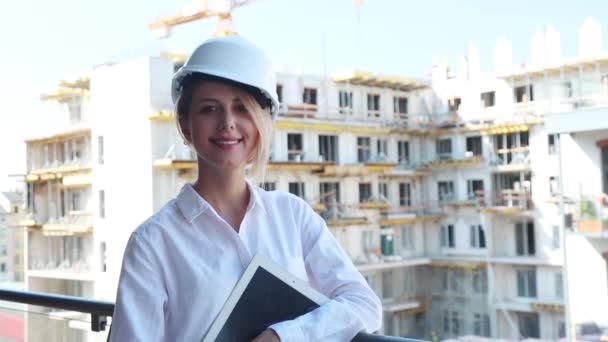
0,288 -> 426,341
0,288 -> 112,332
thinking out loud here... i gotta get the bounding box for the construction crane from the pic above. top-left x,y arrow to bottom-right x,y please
149,0 -> 255,38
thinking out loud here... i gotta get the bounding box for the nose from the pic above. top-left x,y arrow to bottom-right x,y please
219,108 -> 236,130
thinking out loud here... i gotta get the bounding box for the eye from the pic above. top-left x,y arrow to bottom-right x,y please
199,105 -> 218,113
234,103 -> 248,113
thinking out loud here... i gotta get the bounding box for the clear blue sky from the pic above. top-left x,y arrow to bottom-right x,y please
0,0 -> 607,189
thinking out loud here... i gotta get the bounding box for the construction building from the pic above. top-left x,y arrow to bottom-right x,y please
0,191 -> 26,342
0,191 -> 25,283
543,18 -> 608,340
18,16 -> 608,341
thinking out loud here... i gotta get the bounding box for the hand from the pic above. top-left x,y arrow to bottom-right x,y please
251,328 -> 280,342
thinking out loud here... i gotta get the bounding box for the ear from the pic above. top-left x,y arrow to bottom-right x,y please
178,116 -> 192,144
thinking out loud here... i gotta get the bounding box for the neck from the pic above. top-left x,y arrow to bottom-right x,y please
193,166 -> 249,215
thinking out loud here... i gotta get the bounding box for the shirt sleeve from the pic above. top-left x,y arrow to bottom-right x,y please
110,232 -> 167,342
269,197 -> 382,341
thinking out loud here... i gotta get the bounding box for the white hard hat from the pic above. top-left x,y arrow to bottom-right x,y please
171,36 -> 279,118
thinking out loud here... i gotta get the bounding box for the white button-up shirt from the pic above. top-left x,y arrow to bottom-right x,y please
111,181 -> 382,341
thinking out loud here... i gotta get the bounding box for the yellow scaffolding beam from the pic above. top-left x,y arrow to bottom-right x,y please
59,77 -> 90,90
480,124 -> 530,136
42,224 -> 93,236
358,202 -> 391,210
160,52 -> 188,64
332,69 -> 429,91
479,207 -> 526,215
429,259 -> 486,271
25,128 -> 91,145
268,161 -> 330,172
530,302 -> 565,313
149,110 -> 175,121
394,305 -> 428,315
153,159 -> 197,170
326,217 -> 369,227
19,219 -> 39,228
41,88 -> 89,102
430,156 -> 483,168
314,164 -> 368,177
379,214 -> 444,226
61,172 -> 93,188
275,119 -> 391,134
364,163 -> 398,172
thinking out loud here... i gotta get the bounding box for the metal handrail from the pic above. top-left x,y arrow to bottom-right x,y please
0,288 -> 426,341
0,288 -> 112,332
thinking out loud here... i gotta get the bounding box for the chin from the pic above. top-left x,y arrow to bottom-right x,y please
213,161 -> 246,171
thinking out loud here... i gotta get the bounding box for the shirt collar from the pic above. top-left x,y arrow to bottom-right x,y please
245,179 -> 268,215
176,179 -> 267,223
176,183 -> 210,223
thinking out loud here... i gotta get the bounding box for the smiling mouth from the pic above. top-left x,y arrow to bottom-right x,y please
210,138 -> 243,146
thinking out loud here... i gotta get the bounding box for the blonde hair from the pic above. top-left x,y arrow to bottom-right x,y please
240,94 -> 272,183
174,77 -> 272,184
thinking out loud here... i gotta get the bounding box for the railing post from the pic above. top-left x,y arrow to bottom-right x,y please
91,314 -> 107,332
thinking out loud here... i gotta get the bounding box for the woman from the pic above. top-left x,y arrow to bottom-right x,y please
111,36 -> 382,341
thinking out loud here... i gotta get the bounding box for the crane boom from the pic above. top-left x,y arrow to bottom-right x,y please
148,0 -> 255,38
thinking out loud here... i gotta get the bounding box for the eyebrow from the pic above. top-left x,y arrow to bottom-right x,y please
194,97 -> 243,105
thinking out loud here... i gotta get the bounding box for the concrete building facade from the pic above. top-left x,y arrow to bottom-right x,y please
0,191 -> 25,283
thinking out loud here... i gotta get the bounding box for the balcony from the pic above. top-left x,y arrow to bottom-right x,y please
268,148 -> 337,172
19,212 -> 43,228
379,203 -> 444,226
357,256 -> 430,273
477,190 -> 532,215
40,86 -> 89,103
382,161 -> 431,178
275,104 -> 430,134
364,158 -> 399,173
555,91 -> 608,112
494,298 -> 565,314
281,103 -> 318,119
437,191 -> 479,208
28,259 -> 95,282
275,107 -> 394,136
358,199 -> 391,210
511,99 -> 548,116
356,229 -> 428,267
429,258 -> 487,271
27,233 -> 94,281
429,152 -> 484,168
39,78 -> 90,127
332,69 -> 429,93
546,100 -> 608,135
570,194 -> 608,236
417,112 -> 462,134
489,146 -> 530,172
29,256 -> 91,273
318,203 -> 369,227
40,213 -> 94,236
26,159 -> 92,183
382,293 -> 429,315
489,256 -> 561,266
512,93 -> 606,119
153,144 -> 197,173
312,164 -> 367,177
41,77 -> 89,100
276,106 -> 490,137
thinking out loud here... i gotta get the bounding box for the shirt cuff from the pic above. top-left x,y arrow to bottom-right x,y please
269,320 -> 305,342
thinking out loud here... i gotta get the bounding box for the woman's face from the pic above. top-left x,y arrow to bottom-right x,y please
180,80 -> 259,173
